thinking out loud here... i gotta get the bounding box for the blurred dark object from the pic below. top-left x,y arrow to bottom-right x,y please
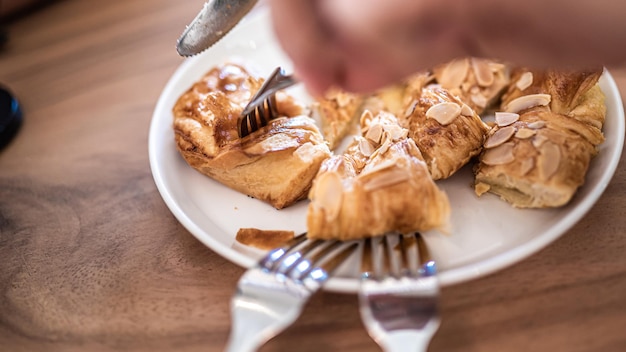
1,1 -> 57,49
0,26 -> 7,47
1,0 -> 53,20
0,85 -> 22,150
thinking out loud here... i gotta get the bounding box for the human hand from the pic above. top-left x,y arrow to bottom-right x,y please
270,0 -> 626,96
269,0 -> 474,95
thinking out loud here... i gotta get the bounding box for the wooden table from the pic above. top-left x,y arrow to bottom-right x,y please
1,1 -> 625,351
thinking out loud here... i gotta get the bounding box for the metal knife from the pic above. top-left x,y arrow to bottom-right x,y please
176,0 -> 259,57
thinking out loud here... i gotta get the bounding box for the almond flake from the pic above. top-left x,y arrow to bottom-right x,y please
365,123 -> 383,144
471,58 -> 495,87
515,128 -> 536,139
359,138 -> 375,156
361,158 -> 396,176
377,139 -> 391,155
438,58 -> 470,88
495,112 -> 520,126
314,171 -> 344,221
362,168 -> 410,191
504,94 -> 551,113
520,158 -> 535,175
470,93 -> 488,108
532,134 -> 549,148
383,124 -> 408,141
425,102 -> 461,125
403,100 -> 418,118
460,103 -> 474,116
485,126 -> 516,149
516,72 -> 534,91
527,121 -> 546,129
538,141 -> 561,180
482,142 -> 515,165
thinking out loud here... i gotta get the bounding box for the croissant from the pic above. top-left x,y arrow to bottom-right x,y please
399,86 -> 490,180
307,111 -> 450,240
474,68 -> 606,208
173,63 -> 331,209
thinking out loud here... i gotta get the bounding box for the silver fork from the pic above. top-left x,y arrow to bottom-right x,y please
225,233 -> 358,352
238,67 -> 297,138
359,233 -> 441,352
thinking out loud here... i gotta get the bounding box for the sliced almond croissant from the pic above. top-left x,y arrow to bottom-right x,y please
474,68 -> 606,208
400,86 -> 490,180
307,111 -> 450,240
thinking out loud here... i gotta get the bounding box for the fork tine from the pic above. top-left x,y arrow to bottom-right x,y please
416,233 -> 438,277
238,67 -> 297,138
259,233 -> 307,269
240,67 -> 296,117
399,233 -> 421,277
273,239 -> 325,274
385,234 -> 404,278
366,236 -> 386,279
238,92 -> 273,139
238,113 -> 250,138
314,242 -> 359,275
258,99 -> 271,126
289,241 -> 358,283
249,108 -> 259,132
268,93 -> 279,119
285,240 -> 341,278
361,236 -> 373,274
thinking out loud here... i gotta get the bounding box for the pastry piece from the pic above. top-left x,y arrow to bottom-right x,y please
502,68 -> 606,128
173,63 -> 331,209
311,88 -> 363,150
474,68 -> 606,208
307,111 -> 450,240
236,228 -> 294,250
432,57 -> 510,114
399,86 -> 490,180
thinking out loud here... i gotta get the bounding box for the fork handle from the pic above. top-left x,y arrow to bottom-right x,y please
224,317 -> 267,352
376,330 -> 434,352
377,330 -> 433,352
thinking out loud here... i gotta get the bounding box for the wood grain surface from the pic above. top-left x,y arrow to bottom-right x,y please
1,0 -> 625,351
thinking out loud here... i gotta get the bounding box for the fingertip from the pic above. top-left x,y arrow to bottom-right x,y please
293,67 -> 329,98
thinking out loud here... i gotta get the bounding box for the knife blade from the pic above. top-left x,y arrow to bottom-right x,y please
176,0 -> 259,57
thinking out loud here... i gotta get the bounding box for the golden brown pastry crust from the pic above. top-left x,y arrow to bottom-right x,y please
307,111 -> 450,240
173,63 -> 331,209
474,68 -> 606,208
400,86 -> 490,180
502,68 -> 606,128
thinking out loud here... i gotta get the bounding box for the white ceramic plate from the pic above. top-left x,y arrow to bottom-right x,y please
149,9 -> 625,293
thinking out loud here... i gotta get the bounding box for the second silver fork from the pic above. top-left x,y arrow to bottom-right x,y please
225,233 -> 358,352
359,233 -> 441,352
